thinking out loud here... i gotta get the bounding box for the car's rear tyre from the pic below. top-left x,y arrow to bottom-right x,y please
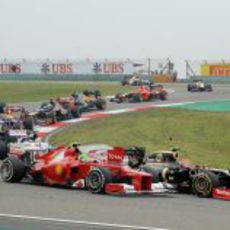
0,102 -> 6,114
94,90 -> 102,98
121,80 -> 128,86
71,107 -> 81,118
115,93 -> 124,103
95,98 -> 106,110
133,93 -> 143,103
86,168 -> 112,194
192,171 -> 220,198
206,85 -> 213,92
0,156 -> 26,182
0,140 -> 8,160
46,112 -> 56,125
23,117 -> 34,131
159,93 -> 167,100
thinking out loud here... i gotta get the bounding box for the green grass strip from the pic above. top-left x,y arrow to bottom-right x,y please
0,81 -> 128,103
171,100 -> 230,112
50,108 -> 230,168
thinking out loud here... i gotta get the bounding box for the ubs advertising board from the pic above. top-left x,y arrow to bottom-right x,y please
0,61 -> 134,75
201,63 -> 230,76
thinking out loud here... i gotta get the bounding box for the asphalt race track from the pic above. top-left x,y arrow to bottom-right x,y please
105,83 -> 230,110
0,83 -> 230,230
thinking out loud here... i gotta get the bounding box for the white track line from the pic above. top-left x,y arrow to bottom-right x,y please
0,214 -> 170,230
157,101 -> 195,107
34,126 -> 57,133
63,118 -> 90,124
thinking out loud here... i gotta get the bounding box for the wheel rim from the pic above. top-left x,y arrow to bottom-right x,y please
88,171 -> 102,190
1,161 -> 13,181
194,175 -> 211,196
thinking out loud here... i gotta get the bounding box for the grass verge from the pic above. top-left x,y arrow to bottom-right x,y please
50,108 -> 230,168
0,81 -> 129,103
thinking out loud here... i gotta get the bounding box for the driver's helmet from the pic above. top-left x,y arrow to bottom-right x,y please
94,89 -> 101,97
41,102 -> 54,112
72,91 -> 80,97
72,92 -> 81,101
4,106 -> 14,118
83,89 -> 90,96
138,85 -> 148,94
127,146 -> 146,167
49,99 -> 55,106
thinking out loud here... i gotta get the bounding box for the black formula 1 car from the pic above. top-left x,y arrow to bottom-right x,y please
33,98 -> 81,125
0,131 -> 39,160
0,103 -> 33,130
125,147 -> 230,200
187,80 -> 213,92
72,89 -> 107,112
0,104 -> 35,160
33,89 -> 106,125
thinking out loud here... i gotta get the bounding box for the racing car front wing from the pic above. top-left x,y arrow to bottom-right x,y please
213,188 -> 230,200
104,182 -> 175,195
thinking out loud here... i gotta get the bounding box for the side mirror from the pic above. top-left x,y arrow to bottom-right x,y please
72,143 -> 81,148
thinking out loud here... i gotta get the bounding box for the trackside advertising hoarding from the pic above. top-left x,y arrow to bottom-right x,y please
200,63 -> 230,76
0,61 -> 134,75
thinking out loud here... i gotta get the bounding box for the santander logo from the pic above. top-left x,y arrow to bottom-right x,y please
108,149 -> 124,163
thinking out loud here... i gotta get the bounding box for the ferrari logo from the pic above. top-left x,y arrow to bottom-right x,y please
55,164 -> 63,176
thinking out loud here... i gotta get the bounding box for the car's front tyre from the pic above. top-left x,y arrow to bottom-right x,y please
0,156 -> 26,183
86,168 -> 112,194
192,171 -> 220,198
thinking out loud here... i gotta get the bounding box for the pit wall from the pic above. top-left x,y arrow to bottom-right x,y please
1,74 -> 230,84
0,73 -> 176,83
0,74 -> 154,82
0,74 -> 142,81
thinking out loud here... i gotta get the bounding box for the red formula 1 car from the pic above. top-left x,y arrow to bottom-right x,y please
110,84 -> 168,103
0,144 -> 171,195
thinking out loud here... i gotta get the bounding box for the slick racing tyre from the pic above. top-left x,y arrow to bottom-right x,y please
192,171 -> 220,198
0,156 -> 26,182
23,117 -> 34,131
133,93 -> 143,103
159,93 -> 167,100
86,168 -> 112,194
0,140 -> 8,160
206,85 -> 213,92
0,102 -> 6,114
95,98 -> 106,110
115,93 -> 124,103
71,107 -> 81,118
46,112 -> 56,125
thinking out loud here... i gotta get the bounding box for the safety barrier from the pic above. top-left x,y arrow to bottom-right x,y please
0,74 -> 151,81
